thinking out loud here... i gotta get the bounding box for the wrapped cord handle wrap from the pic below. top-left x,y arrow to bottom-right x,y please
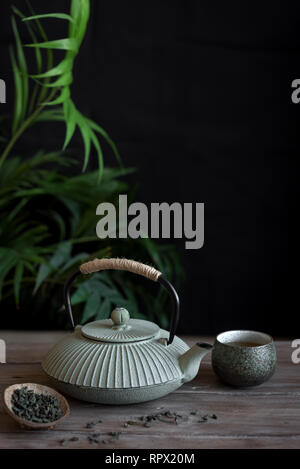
80,258 -> 161,281
64,258 -> 179,345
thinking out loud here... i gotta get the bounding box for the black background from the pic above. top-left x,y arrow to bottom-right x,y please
0,0 -> 299,336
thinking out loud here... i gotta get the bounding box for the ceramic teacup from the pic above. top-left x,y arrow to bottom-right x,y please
212,330 -> 276,387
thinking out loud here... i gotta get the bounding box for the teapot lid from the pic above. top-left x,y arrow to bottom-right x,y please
81,307 -> 160,343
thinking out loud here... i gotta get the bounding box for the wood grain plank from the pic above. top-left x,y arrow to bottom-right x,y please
0,431 -> 299,449
1,375 -> 299,439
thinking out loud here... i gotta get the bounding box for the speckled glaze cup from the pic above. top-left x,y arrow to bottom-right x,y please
212,330 -> 276,387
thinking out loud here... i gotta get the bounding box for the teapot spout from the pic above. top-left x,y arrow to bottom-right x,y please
179,342 -> 213,383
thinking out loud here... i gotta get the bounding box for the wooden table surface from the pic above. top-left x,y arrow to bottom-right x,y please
0,332 -> 299,449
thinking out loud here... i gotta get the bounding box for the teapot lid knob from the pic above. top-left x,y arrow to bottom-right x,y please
111,307 -> 130,326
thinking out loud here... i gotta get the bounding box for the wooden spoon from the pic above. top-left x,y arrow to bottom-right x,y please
2,383 -> 70,430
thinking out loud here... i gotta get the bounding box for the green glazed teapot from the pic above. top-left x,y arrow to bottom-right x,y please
42,258 -> 212,404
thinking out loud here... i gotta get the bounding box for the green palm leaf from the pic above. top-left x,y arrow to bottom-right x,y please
12,6 -> 42,74
0,0 -> 121,175
87,119 -> 121,166
11,16 -> 28,126
37,71 -> 73,88
9,47 -> 23,134
63,100 -> 77,149
23,13 -> 75,23
14,262 -> 24,306
25,1 -> 54,104
43,87 -> 70,106
31,58 -> 72,79
89,125 -> 104,181
69,0 -> 90,48
34,241 -> 72,294
25,38 -> 79,52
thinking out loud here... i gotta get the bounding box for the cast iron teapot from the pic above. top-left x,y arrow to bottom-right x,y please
42,258 -> 212,404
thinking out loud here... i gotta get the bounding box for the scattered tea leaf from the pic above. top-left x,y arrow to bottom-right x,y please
85,418 -> 102,428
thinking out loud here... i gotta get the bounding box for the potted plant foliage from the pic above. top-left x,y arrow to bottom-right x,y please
0,0 -> 182,329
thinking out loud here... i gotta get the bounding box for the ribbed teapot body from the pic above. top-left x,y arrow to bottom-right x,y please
42,326 -> 188,391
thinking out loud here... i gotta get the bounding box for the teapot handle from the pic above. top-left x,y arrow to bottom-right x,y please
64,258 -> 180,345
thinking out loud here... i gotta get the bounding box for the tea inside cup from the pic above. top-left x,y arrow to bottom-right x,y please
217,330 -> 273,348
